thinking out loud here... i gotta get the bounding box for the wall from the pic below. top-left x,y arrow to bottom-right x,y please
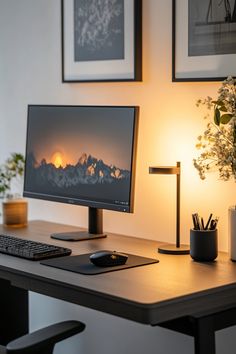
1,0 -> 236,353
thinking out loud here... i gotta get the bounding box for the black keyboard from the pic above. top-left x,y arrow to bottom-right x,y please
0,234 -> 72,261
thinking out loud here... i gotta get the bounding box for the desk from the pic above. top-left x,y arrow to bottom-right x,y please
1,220 -> 236,354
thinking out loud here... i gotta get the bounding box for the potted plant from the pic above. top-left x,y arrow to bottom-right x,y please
0,153 -> 27,227
194,76 -> 236,180
193,77 -> 236,260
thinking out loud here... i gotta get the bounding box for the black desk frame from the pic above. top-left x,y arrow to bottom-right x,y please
0,279 -> 28,345
160,306 -> 236,354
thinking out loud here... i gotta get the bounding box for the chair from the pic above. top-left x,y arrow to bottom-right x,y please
0,320 -> 85,354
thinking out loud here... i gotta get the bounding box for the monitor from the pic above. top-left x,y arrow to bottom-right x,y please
23,105 -> 139,241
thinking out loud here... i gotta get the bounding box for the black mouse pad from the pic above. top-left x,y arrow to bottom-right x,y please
41,252 -> 159,275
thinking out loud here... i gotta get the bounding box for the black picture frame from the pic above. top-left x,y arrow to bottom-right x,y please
62,0 -> 142,83
172,0 -> 236,82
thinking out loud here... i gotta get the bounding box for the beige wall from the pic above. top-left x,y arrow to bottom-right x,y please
1,0 -> 234,251
1,1 -> 236,353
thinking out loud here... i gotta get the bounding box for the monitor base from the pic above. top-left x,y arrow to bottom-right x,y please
158,244 -> 190,255
51,231 -> 107,242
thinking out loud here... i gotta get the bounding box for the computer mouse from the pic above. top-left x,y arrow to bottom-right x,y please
89,250 -> 128,267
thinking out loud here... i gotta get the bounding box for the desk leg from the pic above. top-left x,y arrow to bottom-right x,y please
191,316 -> 215,354
0,279 -> 28,345
158,316 -> 216,354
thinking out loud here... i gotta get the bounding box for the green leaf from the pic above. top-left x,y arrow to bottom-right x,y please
214,108 -> 221,125
219,106 -> 227,112
220,114 -> 233,124
212,100 -> 224,106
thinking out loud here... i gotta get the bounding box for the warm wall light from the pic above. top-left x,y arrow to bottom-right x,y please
149,162 -> 189,255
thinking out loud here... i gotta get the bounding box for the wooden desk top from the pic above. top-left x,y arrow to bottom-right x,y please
0,220 -> 236,325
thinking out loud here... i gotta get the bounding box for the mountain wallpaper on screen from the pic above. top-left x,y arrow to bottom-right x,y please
25,152 -> 131,203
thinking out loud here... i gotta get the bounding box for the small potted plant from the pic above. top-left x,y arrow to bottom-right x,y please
0,153 -> 27,227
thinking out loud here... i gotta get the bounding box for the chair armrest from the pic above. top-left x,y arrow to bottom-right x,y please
6,320 -> 85,353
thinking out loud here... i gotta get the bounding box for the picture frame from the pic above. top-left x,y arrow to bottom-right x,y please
61,0 -> 142,83
172,0 -> 236,82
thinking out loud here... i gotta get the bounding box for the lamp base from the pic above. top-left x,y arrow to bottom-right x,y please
158,244 -> 190,255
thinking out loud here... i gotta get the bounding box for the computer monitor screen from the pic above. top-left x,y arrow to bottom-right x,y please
24,105 -> 139,241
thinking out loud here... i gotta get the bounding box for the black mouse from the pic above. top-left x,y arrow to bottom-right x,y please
89,250 -> 128,267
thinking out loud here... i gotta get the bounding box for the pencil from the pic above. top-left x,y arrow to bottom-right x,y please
201,217 -> 205,230
205,213 -> 213,230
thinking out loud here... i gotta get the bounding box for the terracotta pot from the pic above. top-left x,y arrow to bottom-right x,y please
2,198 -> 28,227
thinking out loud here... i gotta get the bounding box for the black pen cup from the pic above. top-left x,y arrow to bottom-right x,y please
190,229 -> 218,262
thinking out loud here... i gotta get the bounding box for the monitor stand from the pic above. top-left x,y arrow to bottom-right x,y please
50,207 -> 107,241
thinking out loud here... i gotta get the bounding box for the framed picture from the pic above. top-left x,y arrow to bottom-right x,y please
173,0 -> 236,82
62,0 -> 142,82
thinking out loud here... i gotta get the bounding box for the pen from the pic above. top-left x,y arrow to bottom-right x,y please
192,213 -> 200,230
210,217 -> 219,230
204,213 -> 213,230
213,216 -> 219,230
201,217 -> 205,230
195,213 -> 201,230
192,214 -> 197,230
210,220 -> 215,230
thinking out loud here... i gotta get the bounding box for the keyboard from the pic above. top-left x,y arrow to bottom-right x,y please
0,234 -> 72,261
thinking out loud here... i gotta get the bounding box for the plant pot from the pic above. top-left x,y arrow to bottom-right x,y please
2,198 -> 28,227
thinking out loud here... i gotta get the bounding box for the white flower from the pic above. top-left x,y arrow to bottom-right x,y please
194,76 -> 236,181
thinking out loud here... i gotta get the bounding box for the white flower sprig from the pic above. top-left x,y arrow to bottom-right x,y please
194,76 -> 236,181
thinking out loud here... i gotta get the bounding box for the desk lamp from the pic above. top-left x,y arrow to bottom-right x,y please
149,161 -> 189,255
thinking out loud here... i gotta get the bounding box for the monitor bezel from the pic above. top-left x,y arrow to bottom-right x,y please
23,105 -> 139,213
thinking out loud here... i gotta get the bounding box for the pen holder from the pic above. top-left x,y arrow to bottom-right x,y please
190,229 -> 218,262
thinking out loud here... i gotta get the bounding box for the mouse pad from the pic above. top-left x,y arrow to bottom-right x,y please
41,252 -> 159,275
